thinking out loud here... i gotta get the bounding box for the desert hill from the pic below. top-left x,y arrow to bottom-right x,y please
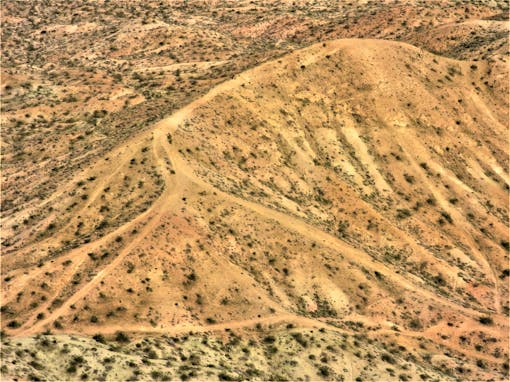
2,38 -> 508,381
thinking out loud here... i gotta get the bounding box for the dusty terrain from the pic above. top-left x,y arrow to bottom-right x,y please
1,1 -> 509,381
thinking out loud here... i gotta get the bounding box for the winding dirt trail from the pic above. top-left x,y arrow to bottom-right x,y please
68,313 -> 352,337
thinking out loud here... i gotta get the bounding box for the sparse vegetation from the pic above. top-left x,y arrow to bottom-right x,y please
1,1 -> 508,381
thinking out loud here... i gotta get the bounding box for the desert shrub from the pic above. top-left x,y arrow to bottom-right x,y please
381,353 -> 396,364
319,365 -> 332,377
291,333 -> 308,347
93,334 -> 106,343
396,209 -> 411,219
404,173 -> 415,184
66,365 -> 77,374
337,220 -> 349,237
115,331 -> 130,343
409,318 -> 422,329
218,372 -> 235,381
440,211 -> 453,224
7,320 -> 20,328
478,316 -> 493,325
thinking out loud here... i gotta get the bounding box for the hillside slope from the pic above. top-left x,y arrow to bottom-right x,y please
2,39 -> 509,381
